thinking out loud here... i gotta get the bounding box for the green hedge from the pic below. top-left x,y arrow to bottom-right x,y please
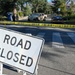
63,14 -> 75,20
18,12 -> 24,17
0,16 -> 7,21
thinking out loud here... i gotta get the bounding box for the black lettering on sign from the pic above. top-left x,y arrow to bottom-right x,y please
24,41 -> 31,50
3,34 -> 10,44
19,55 -> 26,65
0,48 -> 5,58
16,39 -> 23,49
10,37 -> 17,46
7,51 -> 13,60
13,53 -> 19,62
3,34 -> 31,50
26,57 -> 33,67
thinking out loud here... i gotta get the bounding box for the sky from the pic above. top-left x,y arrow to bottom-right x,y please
47,0 -> 51,2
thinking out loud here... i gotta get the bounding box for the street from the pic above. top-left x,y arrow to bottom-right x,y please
1,25 -> 75,75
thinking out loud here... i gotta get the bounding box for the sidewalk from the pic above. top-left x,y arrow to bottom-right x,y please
18,16 -> 28,21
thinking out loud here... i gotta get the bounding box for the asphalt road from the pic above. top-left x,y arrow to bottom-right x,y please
1,25 -> 75,75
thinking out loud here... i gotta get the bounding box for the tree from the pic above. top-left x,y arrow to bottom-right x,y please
51,0 -> 61,14
31,0 -> 49,13
17,0 -> 32,11
0,0 -> 14,15
68,0 -> 75,15
0,0 -> 18,16
40,0 -> 51,14
23,4 -> 32,16
0,0 -> 31,16
51,0 -> 67,15
59,0 -> 67,15
0,0 -> 51,16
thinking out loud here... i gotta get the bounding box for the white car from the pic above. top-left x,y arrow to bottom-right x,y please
42,13 -> 47,18
28,13 -> 47,21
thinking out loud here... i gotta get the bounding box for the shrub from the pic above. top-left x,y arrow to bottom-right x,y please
23,5 -> 32,16
63,14 -> 75,20
18,12 -> 23,17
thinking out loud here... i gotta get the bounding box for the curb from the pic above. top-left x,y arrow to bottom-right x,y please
0,21 -> 75,28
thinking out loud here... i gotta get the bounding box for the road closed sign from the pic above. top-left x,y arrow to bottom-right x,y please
0,27 -> 44,74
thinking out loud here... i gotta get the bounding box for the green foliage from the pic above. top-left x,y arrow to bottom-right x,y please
51,0 -> 61,14
45,4 -> 52,14
67,0 -> 75,16
18,11 -> 23,17
51,0 -> 75,16
0,16 -> 7,21
23,5 -> 32,16
66,10 -> 72,16
0,0 -> 18,16
0,0 -> 51,17
60,2 -> 67,16
31,0 -> 49,13
63,14 -> 75,20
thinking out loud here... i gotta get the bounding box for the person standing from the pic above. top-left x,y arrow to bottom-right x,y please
12,8 -> 18,21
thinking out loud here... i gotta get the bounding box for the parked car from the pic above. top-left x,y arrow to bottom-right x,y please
52,16 -> 63,21
42,13 -> 47,19
28,13 -> 47,21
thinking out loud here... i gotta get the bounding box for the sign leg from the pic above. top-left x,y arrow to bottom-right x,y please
17,69 -> 22,73
23,71 -> 27,75
32,65 -> 38,75
0,63 -> 6,75
0,63 -> 3,75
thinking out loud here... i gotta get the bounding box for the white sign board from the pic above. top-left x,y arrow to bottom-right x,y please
0,28 -> 44,74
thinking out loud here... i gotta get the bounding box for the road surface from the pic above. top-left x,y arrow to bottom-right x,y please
0,25 -> 75,75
